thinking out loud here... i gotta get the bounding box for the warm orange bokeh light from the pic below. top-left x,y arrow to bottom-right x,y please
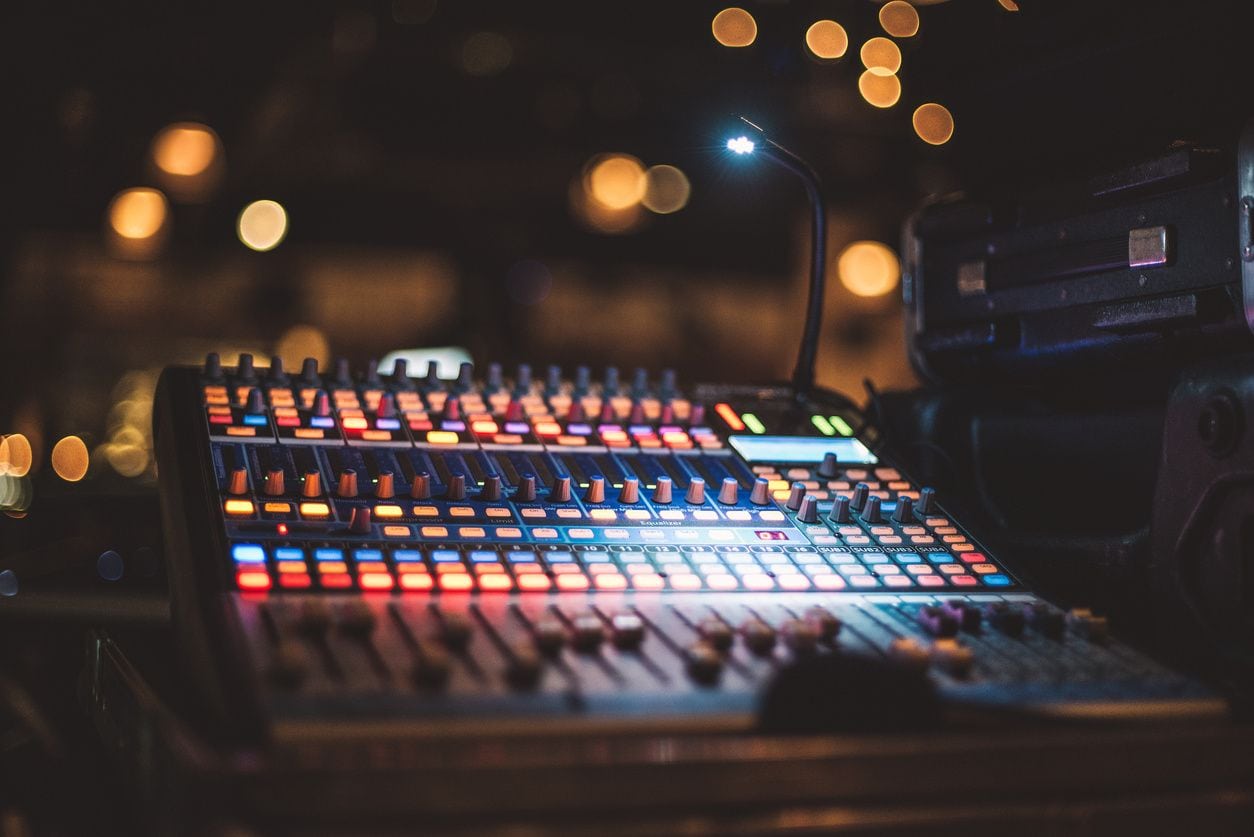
857,71 -> 902,108
805,20 -> 849,60
837,241 -> 901,298
712,8 -> 757,48
913,103 -> 955,145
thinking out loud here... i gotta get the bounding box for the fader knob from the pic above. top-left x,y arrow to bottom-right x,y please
805,607 -> 842,644
455,362 -> 474,392
550,476 -> 572,503
892,496 -> 915,524
410,472 -> 432,500
566,401 -> 586,422
984,602 -> 1025,638
365,360 -> 381,386
781,619 -> 821,655
918,487 -> 937,515
439,613 -> 473,652
571,613 -> 605,652
264,469 -> 285,496
797,494 -> 819,524
740,619 -> 777,656
749,477 -> 771,505
686,642 -> 723,685
660,368 -> 677,397
237,353 -> 256,382
652,477 -> 673,504
931,638 -> 974,678
300,357 -> 319,386
785,482 -> 806,511
698,617 -> 734,652
338,469 -> 358,498
269,641 -> 310,689
443,397 -> 461,421
487,363 -> 504,391
610,613 -> 646,650
446,474 -> 467,501
685,478 -> 706,505
413,642 -> 451,689
850,482 -> 869,512
515,474 -> 537,503
660,403 -> 675,424
339,600 -> 377,636
375,471 -> 395,499
584,476 -> 606,504
828,495 -> 852,523
302,470 -> 322,497
296,600 -> 333,635
268,356 -> 288,384
506,644 -> 543,690
618,477 -> 640,504
717,477 -> 739,505
348,506 -> 372,534
505,400 -> 524,422
631,367 -> 648,397
227,467 -> 249,495
480,475 -> 502,502
204,352 -> 223,380
376,392 -> 396,419
574,365 -> 591,395
817,452 -> 839,479
598,403 -> 615,423
312,390 -> 332,417
603,366 -> 619,394
534,617 -> 566,656
888,637 -> 931,672
861,495 -> 883,524
245,387 -> 265,414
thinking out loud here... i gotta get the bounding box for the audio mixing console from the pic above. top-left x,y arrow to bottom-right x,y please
154,354 -> 1224,743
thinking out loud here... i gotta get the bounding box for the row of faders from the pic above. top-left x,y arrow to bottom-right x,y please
155,355 -> 1225,740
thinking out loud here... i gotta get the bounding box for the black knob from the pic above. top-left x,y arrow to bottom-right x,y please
546,364 -> 562,394
817,452 -> 839,479
204,352 -> 223,380
365,359 -> 381,386
269,641 -> 311,688
268,356 -> 288,384
550,475 -> 571,502
487,362 -> 504,391
334,357 -> 352,387
413,642 -> 451,689
660,368 -> 677,397
423,361 -> 441,390
300,357 -> 320,385
506,644 -> 543,690
456,361 -> 474,392
516,474 -> 537,503
245,387 -> 265,414
686,642 -> 723,685
574,365 -> 591,395
481,475 -> 502,502
781,619 -> 821,655
749,477 -> 771,505
805,607 -> 842,644
446,474 -> 467,500
828,495 -> 852,523
534,617 -> 566,656
603,366 -> 619,394
850,482 -> 870,512
338,600 -> 376,636
797,495 -> 820,524
571,613 -> 605,652
785,482 -> 806,511
515,364 -> 532,395
237,353 -> 256,382
439,613 -> 473,652
918,487 -> 937,515
892,496 -> 914,524
740,619 -> 777,656
861,495 -> 883,524
410,472 -> 432,500
610,613 -> 646,650
391,358 -> 412,389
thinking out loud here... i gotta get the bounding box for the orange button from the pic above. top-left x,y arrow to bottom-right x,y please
399,573 -> 434,591
225,426 -> 257,437
383,525 -> 411,537
277,560 -> 306,574
320,573 -> 352,588
669,574 -> 702,590
359,573 -> 394,590
630,573 -> 664,590
555,574 -> 590,590
374,504 -> 403,518
471,420 -> 500,435
556,435 -> 587,446
236,570 -> 271,591
299,502 -> 331,518
263,502 -> 292,514
491,434 -> 523,444
478,574 -> 513,591
426,430 -> 460,445
517,574 -> 552,591
278,573 -> 311,589
224,499 -> 255,516
341,416 -> 368,430
439,573 -> 474,591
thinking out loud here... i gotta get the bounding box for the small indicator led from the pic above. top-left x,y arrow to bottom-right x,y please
740,412 -> 766,434
811,415 -> 836,436
829,415 -> 854,436
715,403 -> 746,431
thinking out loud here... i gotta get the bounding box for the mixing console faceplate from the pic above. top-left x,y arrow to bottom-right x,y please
155,355 -> 1223,737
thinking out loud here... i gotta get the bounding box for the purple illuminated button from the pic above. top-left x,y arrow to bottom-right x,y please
441,420 -> 466,432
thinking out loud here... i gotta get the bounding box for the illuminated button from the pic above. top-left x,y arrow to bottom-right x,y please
232,544 -> 266,564
421,526 -> 449,538
568,528 -> 594,539
533,421 -> 561,436
883,575 -> 913,588
939,564 -> 964,574
319,573 -> 352,589
400,573 -> 434,590
669,574 -> 702,590
278,573 -> 311,588
777,574 -> 812,590
659,510 -> 684,521
521,508 -> 547,519
971,563 -> 998,574
299,502 -> 331,518
693,510 -> 718,521
981,574 -> 1011,586
495,527 -> 523,538
449,506 -> 475,517
625,509 -> 650,521
486,507 -> 512,518
224,499 -> 256,516
742,573 -> 775,590
225,426 -> 257,437
725,510 -> 751,522
413,506 -> 439,517
758,511 -> 785,522
918,575 -> 945,587
383,525 -> 411,537
555,574 -> 590,590
706,574 -> 739,590
604,528 -> 629,539
458,527 -> 487,538
590,509 -> 617,521
375,504 -> 403,518
426,431 -> 460,445
631,573 -> 664,590
813,574 -> 847,590
906,565 -> 934,575
472,420 -> 500,435
517,574 -> 551,591
439,573 -> 474,591
236,570 -> 271,591
594,574 -> 628,589
556,508 -> 582,519
532,527 -> 560,539
478,574 -> 513,591
263,502 -> 293,514
359,573 -> 394,590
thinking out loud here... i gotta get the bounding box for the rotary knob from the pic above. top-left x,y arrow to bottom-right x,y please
918,486 -> 938,515
717,477 -> 739,505
481,475 -> 502,501
302,470 -> 322,497
375,471 -> 395,499
618,477 -> 640,504
348,506 -> 372,534
515,474 -> 537,503
571,613 -> 605,652
749,477 -> 771,505
227,467 -> 249,495
817,452 -> 839,479
797,494 -> 820,524
698,617 -> 733,652
828,495 -> 852,523
264,468 -> 285,496
740,618 -> 777,656
550,476 -> 572,503
892,496 -> 915,523
585,476 -> 606,504
685,478 -> 706,505
849,482 -> 869,512
337,469 -> 358,498
785,482 -> 806,511
445,474 -> 467,501
410,472 -> 432,500
861,495 -> 883,524
652,476 -> 673,504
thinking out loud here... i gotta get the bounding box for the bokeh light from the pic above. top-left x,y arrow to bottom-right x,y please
151,123 -> 218,177
837,241 -> 901,297
805,21 -> 849,60
1,434 -> 32,478
913,103 -> 955,145
108,188 -> 168,240
857,70 -> 902,108
641,165 -> 691,214
586,154 -> 647,210
998,0 -> 1021,10
0,570 -> 17,597
105,443 -> 149,477
461,32 -> 513,76
238,199 -> 288,251
712,8 -> 757,48
860,37 -> 902,76
97,550 -> 125,582
506,260 -> 554,305
51,436 -> 90,482
275,325 -> 331,370
879,1 -> 921,38
569,176 -> 645,235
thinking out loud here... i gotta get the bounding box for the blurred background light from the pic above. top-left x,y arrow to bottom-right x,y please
837,241 -> 901,297
857,70 -> 902,108
1,434 -> 33,478
641,165 -> 691,214
586,154 -> 647,210
998,0 -> 1021,10
461,31 -> 513,76
275,324 -> 332,370
150,122 -> 223,203
712,8 -> 757,48
805,21 -> 849,60
860,37 -> 902,76
51,435 -> 90,482
879,1 -> 921,38
238,199 -> 289,251
97,550 -> 125,582
108,188 -> 168,240
913,103 -> 955,145
0,570 -> 17,597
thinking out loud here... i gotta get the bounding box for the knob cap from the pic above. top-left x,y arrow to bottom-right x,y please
446,474 -> 467,500
203,352 -> 223,380
546,364 -> 562,394
550,476 -> 571,503
515,474 -> 537,502
413,643 -> 451,689
785,482 -> 807,511
375,471 -> 395,499
660,403 -> 675,424
631,367 -> 648,397
566,401 -> 586,422
805,607 -> 842,644
365,360 -> 382,386
333,357 -> 352,387
268,356 -> 288,384
391,359 -> 411,387
892,496 -> 914,523
610,613 -> 646,650
685,478 -> 706,505
740,619 -> 777,656
688,404 -> 705,425
264,469 -> 285,496
423,361 -> 441,390
817,452 -> 839,479
302,470 -> 322,497
698,617 -> 734,651
487,362 -> 504,391
850,482 -> 870,512
686,642 -> 723,685
659,368 -> 677,397
585,476 -> 606,504
652,476 -> 673,504
337,469 -> 358,498
410,472 -> 432,500
861,495 -> 883,524
514,364 -> 532,395
245,387 -> 265,414
506,644 -> 543,690
504,400 -> 524,422
300,357 -> 319,385
312,390 -> 332,417
455,361 -> 474,392
781,619 -> 821,655
918,487 -> 937,515
749,477 -> 771,505
828,495 -> 852,523
598,403 -> 615,423
481,475 -> 502,501
534,617 -> 566,656
439,613 -> 473,651
443,397 -> 461,421
227,467 -> 249,495
376,392 -> 396,419
348,506 -> 372,534
629,402 -> 646,425
797,494 -> 819,524
237,353 -> 256,382
603,366 -> 619,393
574,365 -> 591,395
717,477 -> 739,505
571,613 -> 605,652
618,477 -> 640,504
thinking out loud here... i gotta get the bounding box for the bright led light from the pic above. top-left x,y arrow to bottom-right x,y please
237,199 -> 288,251
727,136 -> 755,155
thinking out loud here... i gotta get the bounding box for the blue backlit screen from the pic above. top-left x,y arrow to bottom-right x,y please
728,435 -> 877,465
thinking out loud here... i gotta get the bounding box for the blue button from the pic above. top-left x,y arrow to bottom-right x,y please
925,551 -> 953,563
507,551 -> 537,563
470,550 -> 498,563
543,551 -> 574,563
862,553 -> 890,564
983,574 -> 1012,587
274,546 -> 303,562
376,418 -> 401,430
823,552 -> 856,565
232,544 -> 266,563
354,548 -> 384,563
393,549 -> 423,562
314,548 -> 344,562
431,550 -> 461,562
242,413 -> 268,426
895,552 -> 922,564
580,552 -> 611,563
309,416 -> 335,428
